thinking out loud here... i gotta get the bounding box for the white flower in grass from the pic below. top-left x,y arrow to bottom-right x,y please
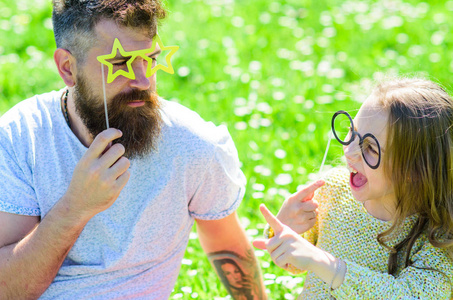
274,149 -> 286,159
282,164 -> 293,172
275,174 -> 292,186
254,165 -> 271,176
231,16 -> 244,27
252,183 -> 265,191
264,280 -> 275,286
257,102 -> 273,114
249,61 -> 262,73
234,122 -> 247,131
177,67 -> 190,77
431,32 -> 444,46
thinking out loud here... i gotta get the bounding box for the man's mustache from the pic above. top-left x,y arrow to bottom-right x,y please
112,89 -> 157,104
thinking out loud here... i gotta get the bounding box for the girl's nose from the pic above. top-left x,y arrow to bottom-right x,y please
343,139 -> 362,163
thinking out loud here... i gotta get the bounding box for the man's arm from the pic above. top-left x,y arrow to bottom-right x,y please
196,212 -> 267,300
0,204 -> 92,298
0,128 -> 130,298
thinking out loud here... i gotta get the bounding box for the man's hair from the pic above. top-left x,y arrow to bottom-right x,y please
374,77 -> 453,274
52,0 -> 167,63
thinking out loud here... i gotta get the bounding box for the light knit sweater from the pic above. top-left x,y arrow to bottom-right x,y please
299,168 -> 453,299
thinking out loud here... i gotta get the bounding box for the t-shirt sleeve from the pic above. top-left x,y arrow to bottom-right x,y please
188,125 -> 246,220
0,129 -> 40,216
331,241 -> 453,299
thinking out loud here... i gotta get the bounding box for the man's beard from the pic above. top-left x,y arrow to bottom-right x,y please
74,74 -> 162,159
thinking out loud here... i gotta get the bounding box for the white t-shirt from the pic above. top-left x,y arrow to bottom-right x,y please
0,90 -> 246,299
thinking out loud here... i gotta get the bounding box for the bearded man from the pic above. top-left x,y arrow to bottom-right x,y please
0,1 -> 265,299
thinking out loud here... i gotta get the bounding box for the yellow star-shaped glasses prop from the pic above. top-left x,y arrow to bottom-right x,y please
96,34 -> 179,83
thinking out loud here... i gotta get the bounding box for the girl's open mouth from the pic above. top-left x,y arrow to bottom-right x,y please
350,170 -> 368,188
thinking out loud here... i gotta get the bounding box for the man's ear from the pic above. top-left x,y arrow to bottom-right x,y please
54,48 -> 77,87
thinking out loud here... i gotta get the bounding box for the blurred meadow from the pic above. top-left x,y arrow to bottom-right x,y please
1,0 -> 453,298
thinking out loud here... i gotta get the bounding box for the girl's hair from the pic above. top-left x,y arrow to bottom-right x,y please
373,77 -> 453,275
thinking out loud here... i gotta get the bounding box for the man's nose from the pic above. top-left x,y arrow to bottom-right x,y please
129,58 -> 151,90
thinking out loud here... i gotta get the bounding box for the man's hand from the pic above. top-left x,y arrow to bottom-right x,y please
275,180 -> 324,234
0,128 -> 131,298
63,128 -> 130,219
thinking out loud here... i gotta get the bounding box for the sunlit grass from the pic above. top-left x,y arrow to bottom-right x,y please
1,0 -> 453,298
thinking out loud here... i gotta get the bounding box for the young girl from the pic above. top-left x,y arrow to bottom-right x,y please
253,77 -> 453,299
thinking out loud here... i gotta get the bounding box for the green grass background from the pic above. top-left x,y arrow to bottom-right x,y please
1,0 -> 453,299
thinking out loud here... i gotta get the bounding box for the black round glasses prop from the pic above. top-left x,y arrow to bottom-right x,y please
331,110 -> 381,169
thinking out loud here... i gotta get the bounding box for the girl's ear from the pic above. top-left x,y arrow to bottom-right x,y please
54,48 -> 77,87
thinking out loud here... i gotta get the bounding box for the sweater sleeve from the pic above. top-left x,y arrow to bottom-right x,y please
332,242 -> 453,299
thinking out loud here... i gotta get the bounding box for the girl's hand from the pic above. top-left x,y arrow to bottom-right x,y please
276,180 -> 324,234
253,205 -> 318,272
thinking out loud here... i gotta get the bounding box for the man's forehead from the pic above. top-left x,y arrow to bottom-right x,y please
94,19 -> 155,51
109,40 -> 161,58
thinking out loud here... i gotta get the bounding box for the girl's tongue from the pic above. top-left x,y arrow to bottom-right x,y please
351,171 -> 368,187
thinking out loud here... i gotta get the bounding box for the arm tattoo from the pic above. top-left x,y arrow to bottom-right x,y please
208,250 -> 264,300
